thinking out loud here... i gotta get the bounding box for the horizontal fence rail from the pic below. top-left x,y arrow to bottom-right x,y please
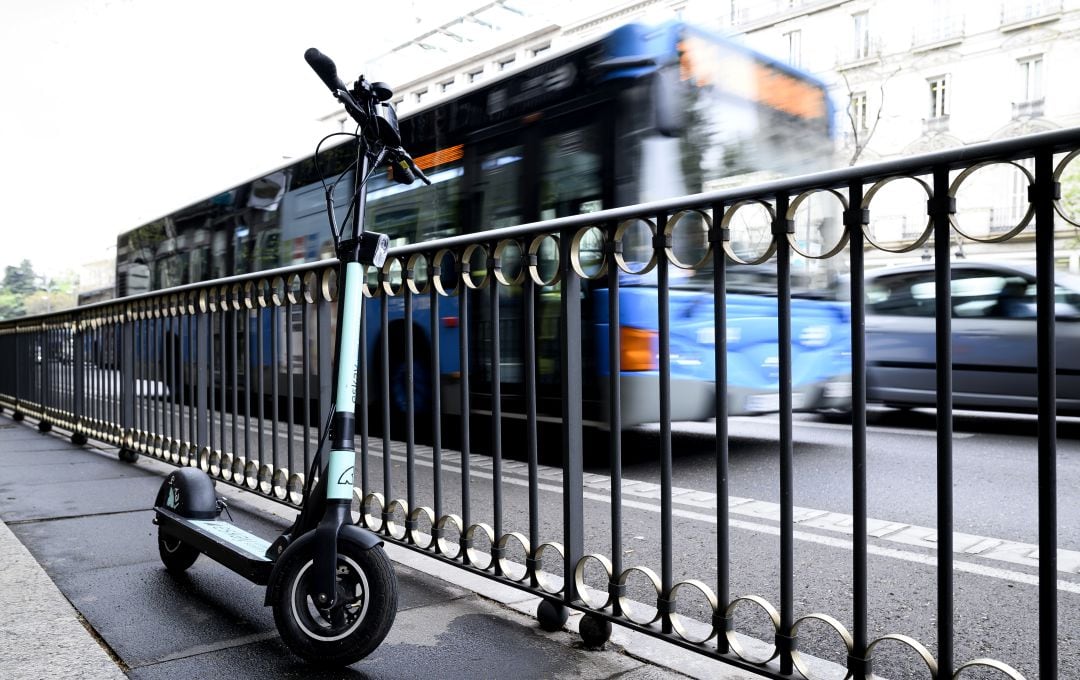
4,126 -> 1080,679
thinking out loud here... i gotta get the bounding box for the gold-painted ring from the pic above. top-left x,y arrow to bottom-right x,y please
664,210 -> 714,270
613,218 -> 657,275
493,240 -> 526,287
720,200 -> 778,266
385,498 -> 410,540
464,522 -> 496,570
462,244 -> 489,290
724,595 -> 781,664
949,161 -> 1035,243
271,467 -> 289,500
862,176 -> 934,253
785,189 -> 851,260
790,613 -> 854,679
432,249 -> 459,297
436,513 -> 464,558
243,459 -> 259,490
668,579 -> 720,644
287,472 -> 305,505
407,506 -> 436,549
569,226 -> 609,280
495,531 -> 531,583
952,658 -> 1025,679
361,492 -> 386,531
406,253 -> 431,295
1053,148 -> 1080,228
865,634 -> 938,676
382,257 -> 405,297
616,565 -> 663,626
533,542 -> 565,594
573,553 -> 613,609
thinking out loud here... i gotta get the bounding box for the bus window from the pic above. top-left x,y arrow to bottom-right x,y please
365,158 -> 463,244
540,126 -> 602,220
477,147 -> 523,230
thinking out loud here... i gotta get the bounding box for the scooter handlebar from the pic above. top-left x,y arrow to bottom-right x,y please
304,47 -> 347,96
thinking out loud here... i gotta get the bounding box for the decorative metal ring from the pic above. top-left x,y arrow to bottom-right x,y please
271,467 -> 289,500
385,498 -> 410,540
187,290 -> 199,315
1053,148 -> 1080,227
220,452 -> 235,481
495,532 -> 531,583
197,290 -> 209,314
230,283 -> 243,311
321,269 -> 337,303
267,276 -> 283,307
865,634 -> 938,677
361,492 -> 386,531
179,441 -> 194,467
527,234 -> 562,286
152,434 -> 164,458
464,523 -> 496,570
240,282 -> 254,310
206,289 -> 218,314
302,272 -> 318,304
167,439 -> 180,464
122,429 -> 136,451
208,449 -> 222,477
461,244 -> 490,290
407,506 -> 436,549
952,658 -> 1025,679
381,257 -> 405,297
862,176 -> 933,253
724,595 -> 781,664
613,218 -> 657,275
198,446 -> 212,472
533,542 -> 565,594
244,459 -> 260,490
406,253 -> 431,295
430,249 -> 459,297
785,189 -> 851,260
436,513 -> 464,558
664,210 -> 714,270
950,161 -> 1035,243
616,565 -> 663,625
669,579 -> 720,644
790,613 -> 854,679
569,226 -> 609,280
256,279 -> 271,309
287,472 -> 305,505
573,553 -> 613,609
720,200 -> 778,266
360,264 -> 381,299
493,240 -> 526,287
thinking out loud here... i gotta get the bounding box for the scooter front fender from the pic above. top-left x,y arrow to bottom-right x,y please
263,524 -> 383,606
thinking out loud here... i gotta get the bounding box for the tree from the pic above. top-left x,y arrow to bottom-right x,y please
3,259 -> 37,296
840,67 -> 901,166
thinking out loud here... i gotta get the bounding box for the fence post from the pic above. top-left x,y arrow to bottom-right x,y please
71,319 -> 87,445
119,308 -> 137,462
196,302 -> 210,468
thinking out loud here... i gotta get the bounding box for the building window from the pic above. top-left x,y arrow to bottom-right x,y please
414,88 -> 428,104
850,91 -> 868,131
784,30 -> 802,68
530,43 -> 550,58
439,78 -> 455,94
497,56 -> 516,71
1019,55 -> 1043,102
853,11 -> 870,60
467,67 -> 484,83
928,76 -> 949,119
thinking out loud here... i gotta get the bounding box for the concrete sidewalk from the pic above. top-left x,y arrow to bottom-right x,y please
0,415 -> 761,680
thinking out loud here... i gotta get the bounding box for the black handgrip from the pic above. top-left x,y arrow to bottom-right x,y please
305,47 -> 347,95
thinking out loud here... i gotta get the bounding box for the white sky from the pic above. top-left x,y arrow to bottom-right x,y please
0,0 -> 541,278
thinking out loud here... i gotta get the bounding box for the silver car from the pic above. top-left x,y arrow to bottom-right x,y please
839,261 -> 1080,414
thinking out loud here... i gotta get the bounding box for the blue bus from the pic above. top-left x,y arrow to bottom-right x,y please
115,20 -> 851,428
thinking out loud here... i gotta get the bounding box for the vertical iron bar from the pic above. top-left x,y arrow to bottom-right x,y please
460,277 -> 472,563
712,202 -> 731,651
655,215 -> 674,635
1034,147 -> 1058,678
405,282 -> 417,535
560,229 -> 584,604
931,165 -> 954,679
121,312 -> 135,452
524,268 -> 539,586
431,279 -> 444,548
258,303 -> 265,472
847,185 -> 870,680
303,295 -> 312,477
489,252 -> 503,574
232,310 -> 240,466
196,307 -> 209,463
73,320 -> 84,440
381,290 -> 392,526
220,307 -> 226,460
607,222 -> 623,616
286,292 -> 294,478
244,311 -> 253,469
272,303 -> 280,475
775,193 -> 795,674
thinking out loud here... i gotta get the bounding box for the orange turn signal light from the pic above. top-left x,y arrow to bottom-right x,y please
620,326 -> 658,372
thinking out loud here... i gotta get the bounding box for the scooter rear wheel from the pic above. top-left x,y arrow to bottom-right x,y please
270,540 -> 397,667
158,530 -> 199,573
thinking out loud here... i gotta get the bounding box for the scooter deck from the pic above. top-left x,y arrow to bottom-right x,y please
155,507 -> 274,585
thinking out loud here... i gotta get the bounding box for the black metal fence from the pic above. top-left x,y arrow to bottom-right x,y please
3,126 -> 1079,679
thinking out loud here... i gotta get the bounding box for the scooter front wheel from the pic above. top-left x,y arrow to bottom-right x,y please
270,540 -> 397,667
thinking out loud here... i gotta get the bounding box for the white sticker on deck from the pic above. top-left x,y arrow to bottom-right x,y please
190,520 -> 272,561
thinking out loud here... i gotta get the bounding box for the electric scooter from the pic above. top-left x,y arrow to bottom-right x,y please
152,47 -> 430,667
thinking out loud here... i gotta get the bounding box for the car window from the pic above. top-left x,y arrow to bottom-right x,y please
867,271 -> 936,317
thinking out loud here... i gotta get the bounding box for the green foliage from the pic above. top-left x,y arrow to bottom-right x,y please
0,260 -> 79,320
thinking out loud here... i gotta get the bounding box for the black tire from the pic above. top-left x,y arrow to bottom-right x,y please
158,530 -> 199,573
270,541 -> 397,667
